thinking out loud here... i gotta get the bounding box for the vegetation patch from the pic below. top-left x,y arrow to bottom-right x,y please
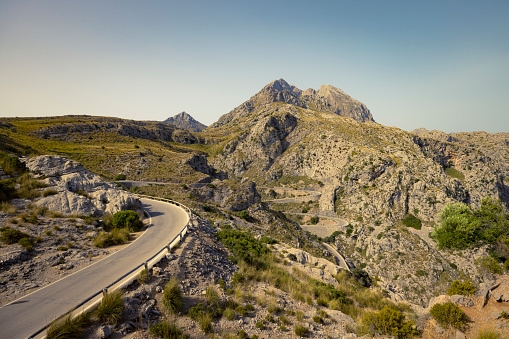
447,279 -> 477,296
402,213 -> 422,230
430,302 -> 469,329
359,306 -> 420,338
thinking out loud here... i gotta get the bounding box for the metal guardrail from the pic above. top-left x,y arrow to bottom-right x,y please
28,195 -> 191,339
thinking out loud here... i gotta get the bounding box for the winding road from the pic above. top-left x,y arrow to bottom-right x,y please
0,198 -> 188,339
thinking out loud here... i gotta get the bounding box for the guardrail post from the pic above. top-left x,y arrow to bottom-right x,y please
144,261 -> 149,273
102,288 -> 107,295
167,244 -> 171,252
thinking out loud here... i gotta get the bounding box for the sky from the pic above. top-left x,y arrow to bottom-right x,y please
1,0 -> 508,133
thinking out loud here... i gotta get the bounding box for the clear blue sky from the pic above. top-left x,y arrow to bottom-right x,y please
1,0 -> 508,133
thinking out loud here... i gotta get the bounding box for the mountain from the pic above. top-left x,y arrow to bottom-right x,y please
164,111 -> 207,132
209,79 -> 373,129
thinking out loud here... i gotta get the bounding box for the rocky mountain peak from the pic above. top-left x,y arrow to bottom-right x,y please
164,111 -> 207,132
209,79 -> 374,128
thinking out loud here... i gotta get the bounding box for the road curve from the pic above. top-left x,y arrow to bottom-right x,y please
0,198 -> 188,339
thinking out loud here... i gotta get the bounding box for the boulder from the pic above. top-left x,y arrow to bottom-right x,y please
450,294 -> 474,307
36,191 -> 98,216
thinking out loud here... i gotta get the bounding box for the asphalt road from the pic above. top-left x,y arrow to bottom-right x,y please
0,198 -> 188,339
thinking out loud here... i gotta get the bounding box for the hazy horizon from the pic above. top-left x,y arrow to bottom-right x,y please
1,1 -> 508,133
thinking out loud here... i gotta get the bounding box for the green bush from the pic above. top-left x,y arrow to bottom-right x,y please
447,279 -> 477,296
149,322 -> 186,338
294,324 -> 309,337
310,216 -> 319,224
114,174 -> 126,181
433,198 -> 509,250
216,229 -> 269,269
430,302 -> 469,329
163,277 -> 182,313
224,308 -> 235,320
18,237 -> 34,250
93,229 -> 129,248
239,210 -> 249,220
111,210 -> 143,231
198,312 -> 213,333
95,290 -> 124,325
477,256 -> 503,274
350,268 -> 372,287
0,180 -> 17,202
1,228 -> 30,244
402,214 -> 422,230
361,306 -> 420,338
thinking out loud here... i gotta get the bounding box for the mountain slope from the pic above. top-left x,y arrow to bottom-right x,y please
164,111 -> 207,132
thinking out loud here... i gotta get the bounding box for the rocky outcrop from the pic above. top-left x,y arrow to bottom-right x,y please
192,180 -> 261,211
164,111 -> 207,132
23,155 -> 141,216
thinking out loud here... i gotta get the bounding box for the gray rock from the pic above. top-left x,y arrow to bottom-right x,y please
450,294 -> 474,307
456,330 -> 466,339
96,325 -> 112,338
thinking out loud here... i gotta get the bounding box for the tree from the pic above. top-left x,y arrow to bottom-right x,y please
432,203 -> 479,249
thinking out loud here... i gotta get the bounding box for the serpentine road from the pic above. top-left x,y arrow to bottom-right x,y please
0,198 -> 188,339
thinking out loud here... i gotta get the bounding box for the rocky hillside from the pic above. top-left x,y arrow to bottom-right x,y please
208,79 -> 373,129
164,111 -> 207,132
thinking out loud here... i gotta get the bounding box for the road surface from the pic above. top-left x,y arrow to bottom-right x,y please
0,198 -> 188,339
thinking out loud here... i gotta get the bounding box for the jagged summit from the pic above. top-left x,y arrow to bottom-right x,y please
164,111 -> 207,132
209,79 -> 374,128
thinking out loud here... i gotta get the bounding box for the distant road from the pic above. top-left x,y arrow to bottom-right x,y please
116,180 -> 171,188
0,198 -> 188,339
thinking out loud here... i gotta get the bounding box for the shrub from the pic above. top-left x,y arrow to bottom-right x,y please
224,308 -> 235,320
361,306 -> 420,338
114,174 -> 126,181
350,268 -> 372,287
111,210 -> 143,232
163,277 -> 182,313
477,256 -> 503,274
149,322 -> 186,338
310,216 -> 319,224
93,229 -> 129,248
239,210 -> 249,220
445,167 -> 465,181
447,279 -> 477,296
95,290 -> 124,325
0,180 -> 16,202
432,203 -> 478,249
235,305 -> 248,317
1,228 -> 30,244
430,302 -> 469,329
255,320 -> 265,330
18,237 -> 34,250
402,214 -> 422,230
294,324 -> 308,337
313,315 -> 324,324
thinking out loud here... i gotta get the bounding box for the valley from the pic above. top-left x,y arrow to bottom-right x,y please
1,79 -> 509,338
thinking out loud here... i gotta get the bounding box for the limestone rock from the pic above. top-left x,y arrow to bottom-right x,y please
23,155 -> 141,216
450,294 -> 474,307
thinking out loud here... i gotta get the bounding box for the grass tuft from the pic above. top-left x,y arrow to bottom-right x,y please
95,290 -> 124,325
